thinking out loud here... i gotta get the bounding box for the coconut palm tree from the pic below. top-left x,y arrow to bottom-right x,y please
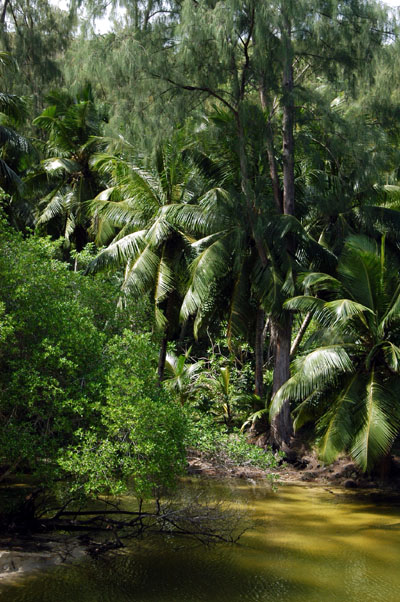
174,154 -> 334,411
30,85 -> 105,252
87,134 -> 209,381
270,234 -> 400,472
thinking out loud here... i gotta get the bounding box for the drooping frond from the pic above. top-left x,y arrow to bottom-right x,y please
89,197 -> 143,230
87,231 -> 147,272
270,346 -> 354,420
285,296 -> 373,328
122,244 -> 161,298
298,272 -> 343,294
0,159 -> 22,190
147,213 -> 174,246
351,372 -> 400,472
382,342 -> 400,373
42,157 -> 81,175
339,239 -> 382,311
154,256 -> 174,305
0,93 -> 27,122
37,189 -> 68,224
318,374 -> 362,464
180,235 -> 231,320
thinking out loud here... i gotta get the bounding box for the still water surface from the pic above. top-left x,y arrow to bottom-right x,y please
1,480 -> 400,602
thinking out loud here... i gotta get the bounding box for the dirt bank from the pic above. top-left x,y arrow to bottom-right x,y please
187,447 -> 400,491
0,535 -> 86,582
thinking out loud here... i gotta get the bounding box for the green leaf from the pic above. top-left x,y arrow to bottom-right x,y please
351,372 -> 400,472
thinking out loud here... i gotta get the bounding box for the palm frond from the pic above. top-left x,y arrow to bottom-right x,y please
270,346 -> 354,420
37,190 -> 68,224
87,231 -> 147,272
318,374 -> 361,464
180,236 -> 231,320
154,257 -> 174,304
351,372 -> 400,472
122,244 -> 161,298
382,342 -> 400,373
42,157 -> 81,175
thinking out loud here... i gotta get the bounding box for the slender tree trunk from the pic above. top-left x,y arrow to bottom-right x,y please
282,17 -> 295,219
270,14 -> 295,447
254,306 -> 265,401
259,86 -> 283,214
157,293 -> 174,385
270,318 -> 292,446
236,117 -> 269,268
290,312 -> 312,359
157,334 -> 168,384
0,0 -> 9,25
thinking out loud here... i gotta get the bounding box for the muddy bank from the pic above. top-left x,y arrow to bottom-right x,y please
0,535 -> 87,582
187,448 -> 400,491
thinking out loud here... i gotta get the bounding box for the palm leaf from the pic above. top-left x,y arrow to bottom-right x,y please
351,372 -> 400,472
42,158 -> 81,175
318,374 -> 361,464
180,236 -> 231,320
122,244 -> 160,297
270,346 -> 354,420
382,342 -> 400,373
88,230 -> 147,272
154,256 -> 174,304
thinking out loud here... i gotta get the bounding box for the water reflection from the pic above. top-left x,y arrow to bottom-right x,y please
1,482 -> 400,602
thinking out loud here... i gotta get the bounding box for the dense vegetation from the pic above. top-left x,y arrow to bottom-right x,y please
1,0 -> 400,521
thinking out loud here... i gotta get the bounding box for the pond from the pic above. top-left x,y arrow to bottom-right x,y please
1,480 -> 400,602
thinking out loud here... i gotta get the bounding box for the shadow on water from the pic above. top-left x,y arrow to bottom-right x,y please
1,482 -> 400,602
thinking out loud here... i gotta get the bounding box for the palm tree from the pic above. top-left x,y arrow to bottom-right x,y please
163,348 -> 203,406
270,235 -> 400,473
174,156 -> 334,417
87,135 -> 207,381
0,53 -> 34,227
30,85 -> 105,252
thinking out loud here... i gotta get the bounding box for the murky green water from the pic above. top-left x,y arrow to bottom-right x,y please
2,481 -> 400,601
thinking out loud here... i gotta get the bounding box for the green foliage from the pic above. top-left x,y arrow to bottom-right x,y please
272,235 -> 400,472
185,415 -> 281,472
59,331 -> 187,499
0,218 -> 149,486
0,0 -> 75,112
163,348 -> 203,406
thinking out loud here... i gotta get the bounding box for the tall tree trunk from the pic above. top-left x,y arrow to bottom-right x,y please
270,13 -> 295,448
259,86 -> 283,214
282,16 -> 295,219
236,117 -> 269,268
270,318 -> 292,446
157,333 -> 168,384
254,306 -> 265,401
157,293 -> 174,385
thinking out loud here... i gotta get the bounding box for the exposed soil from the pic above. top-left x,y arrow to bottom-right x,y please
0,535 -> 86,582
187,445 -> 400,491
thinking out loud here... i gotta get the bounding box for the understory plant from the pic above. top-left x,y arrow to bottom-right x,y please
186,414 -> 281,472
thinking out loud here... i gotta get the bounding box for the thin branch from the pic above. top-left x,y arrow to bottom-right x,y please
239,5 -> 255,100
155,75 -> 238,116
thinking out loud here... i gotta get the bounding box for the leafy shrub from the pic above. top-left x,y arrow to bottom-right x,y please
59,331 -> 187,499
185,415 -> 281,471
